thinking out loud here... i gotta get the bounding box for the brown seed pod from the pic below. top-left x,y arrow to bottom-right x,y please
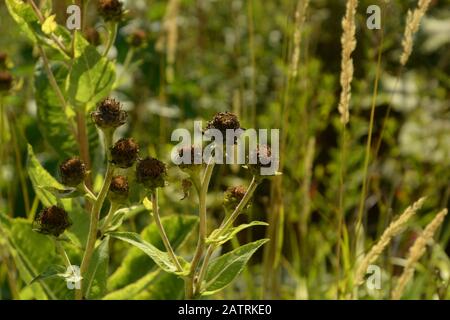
205,112 -> 242,145
110,138 -> 139,168
91,97 -> 127,129
223,185 -> 249,212
128,29 -> 147,47
59,157 -> 86,187
109,175 -> 129,202
34,206 -> 72,237
98,0 -> 124,22
0,71 -> 13,92
136,156 -> 167,189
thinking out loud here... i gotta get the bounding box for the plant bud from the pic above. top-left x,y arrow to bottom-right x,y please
127,29 -> 147,47
247,144 -> 275,177
0,71 -> 13,92
59,157 -> 86,187
98,0 -> 124,22
91,97 -> 127,129
136,156 -> 167,189
205,112 -> 242,145
109,175 -> 129,202
33,206 -> 72,237
84,27 -> 101,46
224,185 -> 249,212
110,138 -> 139,168
177,145 -> 203,171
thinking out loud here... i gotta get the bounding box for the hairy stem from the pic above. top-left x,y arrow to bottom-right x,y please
76,131 -> 114,300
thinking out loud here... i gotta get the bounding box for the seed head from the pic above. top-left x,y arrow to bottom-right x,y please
247,144 -> 275,177
98,0 -> 124,22
109,175 -> 129,202
84,27 -> 101,46
177,145 -> 203,171
34,206 -> 72,237
206,112 -> 241,134
110,138 -> 139,168
128,29 -> 147,47
59,157 -> 86,187
224,185 -> 249,212
91,97 -> 127,129
0,71 -> 13,92
136,157 -> 167,189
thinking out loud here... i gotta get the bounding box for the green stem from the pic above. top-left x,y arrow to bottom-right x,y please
195,176 -> 259,295
151,190 -> 183,272
75,131 -> 114,300
103,22 -> 118,57
186,161 -> 215,299
100,202 -> 119,235
55,240 -> 72,268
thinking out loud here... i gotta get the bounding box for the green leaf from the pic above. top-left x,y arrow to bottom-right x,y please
27,144 -> 66,207
66,33 -> 116,110
107,215 -> 198,290
206,221 -> 268,247
203,239 -> 269,296
31,264 -> 67,284
103,271 -> 184,300
35,63 -> 79,158
108,232 -> 179,274
5,0 -> 71,57
0,214 -> 58,299
83,237 -> 109,299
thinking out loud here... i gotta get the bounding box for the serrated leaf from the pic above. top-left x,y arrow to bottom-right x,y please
83,236 -> 109,299
202,239 -> 269,296
206,221 -> 268,247
66,33 -> 115,110
108,232 -> 179,274
108,215 -> 197,290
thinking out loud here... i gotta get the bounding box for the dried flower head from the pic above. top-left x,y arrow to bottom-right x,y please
84,27 -> 101,46
128,29 -> 147,47
136,156 -> 167,189
109,175 -> 129,202
59,157 -> 86,187
91,97 -> 127,129
224,185 -> 249,212
110,138 -> 139,168
0,71 -> 13,92
206,112 -> 241,134
177,145 -> 203,171
98,0 -> 124,22
247,144 -> 275,177
34,206 -> 72,237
